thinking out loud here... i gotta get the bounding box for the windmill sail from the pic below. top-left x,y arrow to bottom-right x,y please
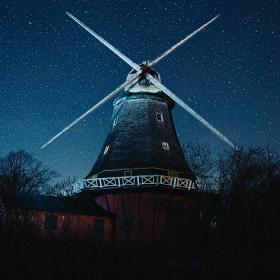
41,71 -> 141,149
149,15 -> 220,67
146,74 -> 236,148
66,12 -> 140,71
41,13 -> 236,150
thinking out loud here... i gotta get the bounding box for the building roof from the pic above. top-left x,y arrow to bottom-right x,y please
1,192 -> 114,217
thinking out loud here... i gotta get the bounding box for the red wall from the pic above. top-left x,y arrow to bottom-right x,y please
94,190 -> 197,243
18,210 -> 113,241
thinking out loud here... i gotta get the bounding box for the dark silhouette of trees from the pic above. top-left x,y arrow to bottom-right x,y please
211,147 -> 280,279
45,176 -> 80,196
0,150 -> 57,194
219,147 -> 280,192
183,145 -> 280,279
184,144 -> 217,191
218,148 -> 280,244
0,146 -> 279,280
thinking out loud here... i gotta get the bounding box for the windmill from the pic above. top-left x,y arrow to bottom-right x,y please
42,12 -> 235,192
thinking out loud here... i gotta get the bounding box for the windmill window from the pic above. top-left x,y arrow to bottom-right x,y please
162,142 -> 170,151
92,219 -> 104,242
44,215 -> 58,231
124,170 -> 132,176
156,112 -> 163,122
113,117 -> 118,127
120,215 -> 135,236
168,170 -> 178,177
103,145 -> 110,155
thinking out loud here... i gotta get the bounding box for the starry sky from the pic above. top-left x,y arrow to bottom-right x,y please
1,0 -> 279,180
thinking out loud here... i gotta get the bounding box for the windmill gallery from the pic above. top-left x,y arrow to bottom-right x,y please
5,12 -> 236,242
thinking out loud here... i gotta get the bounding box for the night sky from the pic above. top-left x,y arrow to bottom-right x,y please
1,0 -> 279,180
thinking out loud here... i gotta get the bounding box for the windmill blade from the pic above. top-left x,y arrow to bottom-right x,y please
146,74 -> 236,149
41,70 -> 142,150
66,12 -> 141,72
149,15 -> 220,68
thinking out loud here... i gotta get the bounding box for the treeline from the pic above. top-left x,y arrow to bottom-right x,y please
185,145 -> 280,280
0,146 -> 279,279
0,150 -> 77,196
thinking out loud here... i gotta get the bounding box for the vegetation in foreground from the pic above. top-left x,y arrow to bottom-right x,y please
0,146 -> 279,279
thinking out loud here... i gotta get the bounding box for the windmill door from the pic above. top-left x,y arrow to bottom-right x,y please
92,219 -> 104,242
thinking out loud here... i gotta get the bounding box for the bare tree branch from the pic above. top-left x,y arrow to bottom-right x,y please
0,150 -> 57,194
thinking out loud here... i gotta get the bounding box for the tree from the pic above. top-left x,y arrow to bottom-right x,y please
45,176 -> 82,196
219,147 -> 280,192
217,147 -> 280,253
0,150 -> 57,194
184,144 -> 217,191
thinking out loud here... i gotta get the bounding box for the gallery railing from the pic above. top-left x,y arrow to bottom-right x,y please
82,175 -> 197,191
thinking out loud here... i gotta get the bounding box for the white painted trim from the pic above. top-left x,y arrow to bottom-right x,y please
91,167 -> 186,177
82,175 -> 197,191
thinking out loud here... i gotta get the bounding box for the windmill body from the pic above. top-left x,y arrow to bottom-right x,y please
87,68 -> 195,181
41,12 -> 236,190
41,12 -> 236,242
85,71 -> 198,241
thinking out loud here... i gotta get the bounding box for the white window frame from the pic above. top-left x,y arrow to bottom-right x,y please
103,145 -> 110,155
162,142 -> 170,151
113,117 -> 118,127
156,112 -> 164,122
124,170 -> 132,176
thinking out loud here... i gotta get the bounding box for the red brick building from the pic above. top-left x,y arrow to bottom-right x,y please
0,192 -> 115,241
79,188 -> 199,243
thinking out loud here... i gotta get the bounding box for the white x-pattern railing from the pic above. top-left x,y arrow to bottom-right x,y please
82,175 -> 197,191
